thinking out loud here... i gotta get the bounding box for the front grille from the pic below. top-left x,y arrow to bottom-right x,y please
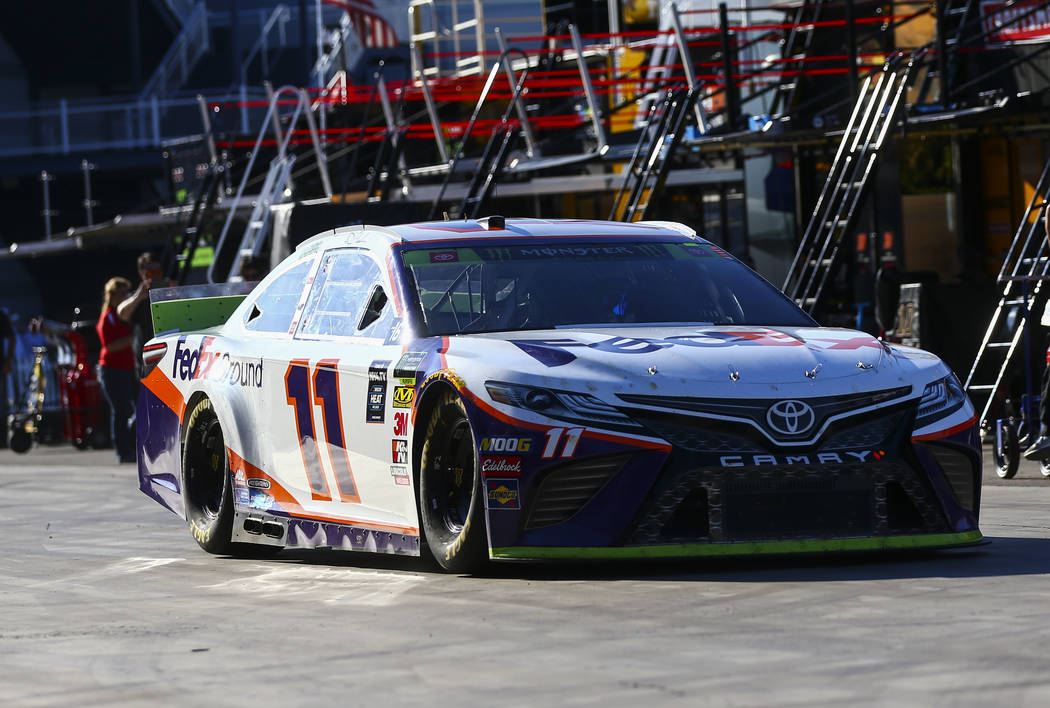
631,413 -> 757,452
627,462 -> 948,545
524,454 -> 631,530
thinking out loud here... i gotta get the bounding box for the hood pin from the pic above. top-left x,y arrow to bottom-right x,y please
805,363 -> 822,380
647,365 -> 658,376
728,365 -> 740,382
857,361 -> 874,370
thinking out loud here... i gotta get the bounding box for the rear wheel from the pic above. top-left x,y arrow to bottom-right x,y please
182,397 -> 234,554
418,391 -> 487,573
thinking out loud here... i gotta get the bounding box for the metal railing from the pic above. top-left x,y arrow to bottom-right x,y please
0,89 -> 270,158
139,2 -> 210,100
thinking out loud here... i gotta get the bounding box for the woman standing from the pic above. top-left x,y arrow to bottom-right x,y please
96,276 -> 149,463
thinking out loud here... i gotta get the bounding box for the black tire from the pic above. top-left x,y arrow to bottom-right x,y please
418,390 -> 487,573
9,428 -> 31,454
994,421 -> 1019,479
182,397 -> 235,554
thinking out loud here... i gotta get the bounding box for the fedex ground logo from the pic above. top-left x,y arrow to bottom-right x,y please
172,336 -> 262,387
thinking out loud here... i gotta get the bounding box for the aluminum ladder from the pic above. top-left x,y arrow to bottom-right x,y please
782,58 -> 913,314
964,156 -> 1050,429
610,85 -> 698,223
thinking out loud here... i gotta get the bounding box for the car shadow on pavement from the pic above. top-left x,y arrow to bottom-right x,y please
245,536 -> 1050,582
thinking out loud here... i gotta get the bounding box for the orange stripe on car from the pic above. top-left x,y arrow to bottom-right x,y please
142,366 -> 186,420
912,416 -> 977,442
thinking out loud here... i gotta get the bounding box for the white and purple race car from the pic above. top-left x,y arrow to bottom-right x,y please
137,217 -> 982,571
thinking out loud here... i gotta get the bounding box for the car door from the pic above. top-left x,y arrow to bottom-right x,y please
286,247 -> 416,532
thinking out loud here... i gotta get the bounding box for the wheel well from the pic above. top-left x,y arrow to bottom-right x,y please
412,382 -> 458,490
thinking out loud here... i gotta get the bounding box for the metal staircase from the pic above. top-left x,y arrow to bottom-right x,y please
768,0 -> 826,118
782,58 -> 914,314
208,84 -> 331,283
964,157 -> 1050,429
610,85 -> 698,223
915,0 -> 978,106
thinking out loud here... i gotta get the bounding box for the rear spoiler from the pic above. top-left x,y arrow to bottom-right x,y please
148,282 -> 257,334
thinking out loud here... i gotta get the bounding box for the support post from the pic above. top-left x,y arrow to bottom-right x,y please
718,3 -> 739,131
936,0 -> 949,104
845,0 -> 859,101
670,3 -> 709,134
81,160 -> 96,227
40,171 -> 55,240
570,24 -> 608,153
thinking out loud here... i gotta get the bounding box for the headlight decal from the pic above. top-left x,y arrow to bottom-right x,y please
485,380 -> 643,431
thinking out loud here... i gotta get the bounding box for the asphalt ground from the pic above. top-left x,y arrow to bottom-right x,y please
1,444 -> 1049,706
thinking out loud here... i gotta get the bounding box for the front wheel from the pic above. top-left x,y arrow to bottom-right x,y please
182,397 -> 234,554
418,391 -> 487,573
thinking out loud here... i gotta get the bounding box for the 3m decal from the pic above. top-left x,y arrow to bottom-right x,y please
393,411 -> 409,436
392,438 -> 408,464
392,386 -> 415,408
393,351 -> 427,380
486,479 -> 520,509
285,359 -> 361,503
367,360 -> 390,423
481,455 -> 523,477
480,436 -> 532,453
542,428 -> 584,459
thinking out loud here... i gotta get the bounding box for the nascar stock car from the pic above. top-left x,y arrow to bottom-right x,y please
137,217 -> 982,572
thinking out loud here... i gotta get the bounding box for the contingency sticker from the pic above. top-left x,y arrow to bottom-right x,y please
486,479 -> 520,510
367,360 -> 390,423
393,351 -> 427,381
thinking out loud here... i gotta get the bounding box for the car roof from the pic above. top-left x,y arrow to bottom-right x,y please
295,218 -> 701,253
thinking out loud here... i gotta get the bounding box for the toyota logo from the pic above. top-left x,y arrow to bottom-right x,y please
766,399 -> 816,436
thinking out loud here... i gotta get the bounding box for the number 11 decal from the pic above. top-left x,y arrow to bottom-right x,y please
542,427 -> 584,459
285,359 -> 361,502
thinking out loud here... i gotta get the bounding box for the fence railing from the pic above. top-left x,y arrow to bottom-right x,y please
139,2 -> 210,100
0,89 -> 270,159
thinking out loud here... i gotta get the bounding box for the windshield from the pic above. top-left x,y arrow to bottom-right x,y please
401,241 -> 814,335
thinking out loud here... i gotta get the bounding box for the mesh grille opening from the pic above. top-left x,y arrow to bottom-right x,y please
923,443 -> 977,512
524,454 -> 632,530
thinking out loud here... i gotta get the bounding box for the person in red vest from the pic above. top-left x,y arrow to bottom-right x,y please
96,276 -> 149,463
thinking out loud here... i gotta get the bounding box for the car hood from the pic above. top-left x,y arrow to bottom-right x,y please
445,325 -> 946,398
